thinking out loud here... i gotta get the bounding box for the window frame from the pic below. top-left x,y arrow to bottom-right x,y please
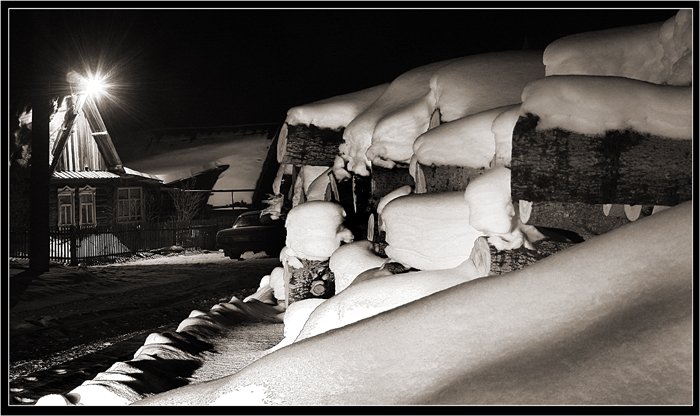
57,186 -> 75,227
78,185 -> 97,226
116,186 -> 144,223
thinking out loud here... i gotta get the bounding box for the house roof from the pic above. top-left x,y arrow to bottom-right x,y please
123,167 -> 163,182
52,171 -> 121,180
51,168 -> 163,183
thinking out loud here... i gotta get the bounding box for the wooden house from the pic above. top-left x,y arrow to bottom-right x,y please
47,92 -> 165,228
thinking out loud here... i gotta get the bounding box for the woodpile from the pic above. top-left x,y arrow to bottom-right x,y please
282,124 -> 344,167
511,113 -> 693,206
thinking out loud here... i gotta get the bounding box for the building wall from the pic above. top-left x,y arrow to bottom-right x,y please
49,178 -> 164,227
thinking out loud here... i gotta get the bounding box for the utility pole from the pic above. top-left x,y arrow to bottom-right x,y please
11,12 -> 51,308
30,12 -> 50,274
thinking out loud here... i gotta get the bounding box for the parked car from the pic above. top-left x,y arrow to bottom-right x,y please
216,210 -> 286,260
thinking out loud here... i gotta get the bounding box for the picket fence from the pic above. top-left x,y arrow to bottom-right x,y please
9,218 -> 234,265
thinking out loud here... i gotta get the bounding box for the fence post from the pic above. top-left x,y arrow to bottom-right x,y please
69,225 -> 78,266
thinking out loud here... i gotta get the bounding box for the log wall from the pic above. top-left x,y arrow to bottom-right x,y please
418,164 -> 485,193
282,124 -> 344,166
511,114 -> 692,206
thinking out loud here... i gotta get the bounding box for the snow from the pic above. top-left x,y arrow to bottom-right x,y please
305,167 -> 333,201
284,201 -> 354,261
376,185 -> 413,216
128,132 -> 272,206
411,105 -> 514,172
284,84 -> 388,130
343,51 -> 543,174
266,298 -> 325,353
210,384 -> 281,406
328,241 -> 387,294
544,10 -> 692,86
341,59 -> 457,175
11,253 -> 283,405
277,84 -> 388,163
269,267 -> 286,302
292,165 -> 331,206
365,98 -> 437,169
50,233 -> 130,259
520,76 -> 692,139
463,166 -> 514,236
271,164 -> 293,195
243,284 -> 276,305
332,155 -> 352,182
381,191 -> 484,270
431,51 -> 544,122
491,104 -> 522,167
295,257 -> 487,342
130,202 -> 692,406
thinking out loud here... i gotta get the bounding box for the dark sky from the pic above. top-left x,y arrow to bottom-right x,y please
9,6 -> 681,160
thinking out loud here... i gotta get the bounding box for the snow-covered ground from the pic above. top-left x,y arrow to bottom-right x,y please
9,252 -> 282,405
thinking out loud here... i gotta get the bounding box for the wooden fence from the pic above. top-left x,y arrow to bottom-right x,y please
9,218 -> 234,265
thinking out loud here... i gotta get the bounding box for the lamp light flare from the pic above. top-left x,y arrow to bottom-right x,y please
83,75 -> 107,97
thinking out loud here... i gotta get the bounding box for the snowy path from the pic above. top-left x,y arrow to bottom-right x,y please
9,253 -> 281,405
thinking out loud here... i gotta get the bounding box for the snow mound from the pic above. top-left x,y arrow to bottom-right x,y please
269,267 -> 286,301
376,185 -> 413,216
491,104 -> 522,167
292,166 -> 330,206
463,166 -> 514,236
277,84 -> 388,163
341,59 -> 457,175
520,75 -> 692,139
295,257 -> 487,342
349,51 -> 543,173
285,201 -> 353,261
329,240 -> 387,294
267,298 -> 326,353
240,251 -> 270,260
381,191 -> 484,270
412,105 -> 516,171
431,50 -> 544,122
285,84 -> 388,130
543,10 -> 692,85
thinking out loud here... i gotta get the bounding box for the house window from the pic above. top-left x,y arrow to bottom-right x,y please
117,187 -> 143,222
79,186 -> 97,226
57,186 -> 75,226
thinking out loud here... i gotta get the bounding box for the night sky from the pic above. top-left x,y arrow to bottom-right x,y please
9,6 -> 680,161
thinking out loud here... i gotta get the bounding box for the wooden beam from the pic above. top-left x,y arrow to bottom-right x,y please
82,97 -> 123,171
48,100 -> 78,175
282,124 -> 344,166
511,113 -> 692,206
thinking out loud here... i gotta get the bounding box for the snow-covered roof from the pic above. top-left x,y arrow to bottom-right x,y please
52,171 -> 120,180
543,10 -> 692,85
123,167 -> 163,182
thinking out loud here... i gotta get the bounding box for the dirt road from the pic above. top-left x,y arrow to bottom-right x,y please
9,252 -> 281,404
